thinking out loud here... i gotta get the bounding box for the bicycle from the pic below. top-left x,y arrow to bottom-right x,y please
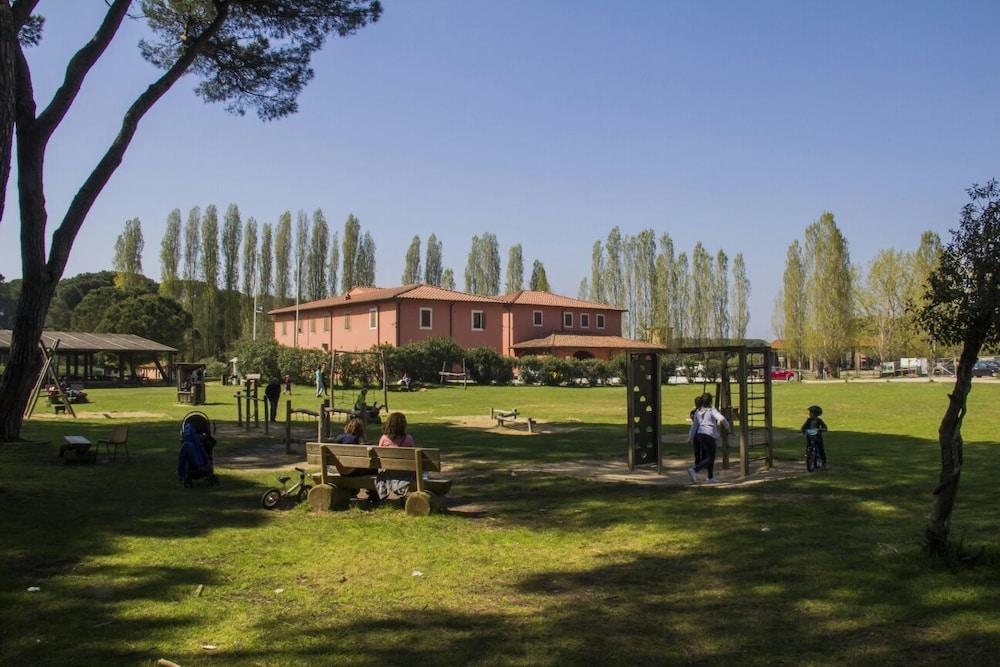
261,467 -> 312,509
804,429 -> 825,472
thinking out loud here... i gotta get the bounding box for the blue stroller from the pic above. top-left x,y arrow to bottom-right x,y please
178,411 -> 219,487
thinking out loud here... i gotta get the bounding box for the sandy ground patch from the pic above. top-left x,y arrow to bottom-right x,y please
436,414 -> 580,435
32,410 -> 169,420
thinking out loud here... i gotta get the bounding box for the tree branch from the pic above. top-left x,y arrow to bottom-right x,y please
11,0 -> 39,31
31,0 -> 130,146
47,2 -> 231,277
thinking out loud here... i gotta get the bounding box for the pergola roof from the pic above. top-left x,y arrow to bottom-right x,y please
0,330 -> 177,354
512,333 -> 665,351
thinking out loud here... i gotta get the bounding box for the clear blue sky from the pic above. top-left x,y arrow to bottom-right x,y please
4,1 -> 999,338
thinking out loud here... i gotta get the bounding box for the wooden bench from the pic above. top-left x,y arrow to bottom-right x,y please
306,443 -> 452,516
490,408 -> 536,433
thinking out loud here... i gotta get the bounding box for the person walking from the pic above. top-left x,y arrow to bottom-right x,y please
315,364 -> 328,397
687,392 -> 729,484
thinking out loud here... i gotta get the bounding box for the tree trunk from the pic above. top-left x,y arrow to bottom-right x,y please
0,4 -> 15,222
925,336 -> 983,556
0,274 -> 55,440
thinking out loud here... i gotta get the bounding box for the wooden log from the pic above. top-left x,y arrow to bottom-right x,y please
330,486 -> 352,511
405,491 -> 433,517
307,484 -> 335,512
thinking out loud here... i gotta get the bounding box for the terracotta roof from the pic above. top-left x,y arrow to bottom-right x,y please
512,334 -> 664,351
0,330 -> 177,353
269,285 -> 417,314
502,290 -> 626,311
399,285 -> 504,303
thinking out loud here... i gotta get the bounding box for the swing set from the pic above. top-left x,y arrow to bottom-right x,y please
327,349 -> 389,424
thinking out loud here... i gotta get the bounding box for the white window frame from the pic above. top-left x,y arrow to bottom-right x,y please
419,307 -> 433,330
533,310 -> 543,327
596,313 -> 606,330
563,312 -> 573,328
581,313 -> 590,329
471,310 -> 485,331
369,307 -> 378,330
344,312 -> 351,331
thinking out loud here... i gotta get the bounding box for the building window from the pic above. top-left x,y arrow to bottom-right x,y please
281,320 -> 287,335
471,310 -> 485,331
344,313 -> 351,331
533,310 -> 543,327
309,317 -> 316,333
323,316 -> 329,332
581,313 -> 590,329
369,307 -> 378,330
596,313 -> 605,329
419,307 -> 433,330
563,312 -> 573,328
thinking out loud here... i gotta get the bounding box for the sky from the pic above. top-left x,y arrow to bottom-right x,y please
3,1 -> 1000,339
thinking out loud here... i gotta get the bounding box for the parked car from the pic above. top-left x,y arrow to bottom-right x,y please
771,368 -> 797,381
972,361 -> 998,378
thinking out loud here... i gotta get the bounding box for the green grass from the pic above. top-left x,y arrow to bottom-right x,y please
2,381 -> 1000,665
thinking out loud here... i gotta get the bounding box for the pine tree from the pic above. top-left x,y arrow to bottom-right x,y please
327,231 -> 340,296
307,209 -> 329,300
505,243 -> 524,293
424,234 -> 443,286
403,235 -> 421,284
441,268 -> 456,290
780,240 -> 806,368
274,211 -> 292,303
590,240 -> 605,303
341,214 -> 361,293
714,249 -> 730,340
113,218 -> 144,290
529,260 -> 550,291
159,208 -> 182,300
731,252 -> 750,340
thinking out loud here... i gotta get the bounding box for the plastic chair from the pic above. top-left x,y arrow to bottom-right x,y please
98,425 -> 130,462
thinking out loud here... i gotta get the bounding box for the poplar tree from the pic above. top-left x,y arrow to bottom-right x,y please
690,243 -> 713,342
424,234 -> 443,286
159,208 -> 182,300
505,243 -> 524,293
113,218 -> 144,290
182,206 -> 201,309
201,204 -> 220,288
713,249 -> 730,340
654,234 -> 675,343
274,211 -> 292,303
327,231 -> 340,297
731,252 -> 750,340
403,235 -> 421,284
529,260 -> 550,292
241,217 -> 258,334
441,268 -> 456,290
908,230 -> 944,357
804,212 -> 853,374
481,233 -> 501,295
221,203 -> 242,293
307,209 -> 329,300
604,227 -> 624,307
578,277 -> 589,301
341,214 -> 361,293
673,252 -> 691,341
633,230 -> 657,340
781,240 -> 807,368
294,210 -> 309,303
861,248 -> 913,363
355,232 -> 376,286
590,240 -> 605,303
260,223 -> 274,307
464,235 -> 481,294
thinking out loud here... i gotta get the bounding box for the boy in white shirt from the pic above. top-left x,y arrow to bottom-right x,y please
687,392 -> 729,484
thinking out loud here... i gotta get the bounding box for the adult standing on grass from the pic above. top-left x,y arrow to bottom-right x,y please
687,392 -> 729,484
264,378 -> 281,423
315,364 -> 328,397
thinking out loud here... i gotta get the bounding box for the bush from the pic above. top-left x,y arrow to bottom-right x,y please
540,355 -> 572,386
275,346 -> 327,385
609,353 -> 628,382
200,358 -> 228,380
384,337 -> 463,383
466,346 -> 514,385
580,358 -> 610,385
515,355 -> 543,384
231,337 -> 281,381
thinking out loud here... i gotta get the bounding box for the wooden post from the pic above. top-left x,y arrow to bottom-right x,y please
263,398 -> 269,435
244,381 -> 251,432
252,380 -> 259,428
235,390 -> 243,427
285,399 -> 292,454
738,349 -> 750,478
764,348 -> 774,469
414,448 -> 425,493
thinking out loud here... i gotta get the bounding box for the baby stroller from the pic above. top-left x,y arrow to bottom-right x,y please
178,411 -> 219,487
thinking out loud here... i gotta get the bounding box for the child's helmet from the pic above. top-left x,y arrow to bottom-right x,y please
808,404 -> 823,416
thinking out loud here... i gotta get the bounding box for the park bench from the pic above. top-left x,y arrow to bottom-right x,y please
306,443 -> 451,516
490,407 -> 536,433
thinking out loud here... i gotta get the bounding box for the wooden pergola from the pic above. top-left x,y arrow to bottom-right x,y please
0,330 -> 177,384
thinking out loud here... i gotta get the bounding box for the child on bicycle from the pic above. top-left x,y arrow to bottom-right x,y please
801,405 -> 828,468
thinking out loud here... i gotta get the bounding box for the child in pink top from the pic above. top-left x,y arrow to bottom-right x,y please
376,412 -> 415,500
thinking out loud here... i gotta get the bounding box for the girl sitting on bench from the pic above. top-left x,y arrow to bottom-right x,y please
375,412 -> 416,501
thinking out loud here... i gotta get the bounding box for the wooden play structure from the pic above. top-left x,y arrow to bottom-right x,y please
307,443 -> 452,516
25,340 -> 77,418
328,349 -> 388,423
176,362 -> 206,405
628,345 -> 775,478
490,407 -> 536,433
439,359 -> 469,388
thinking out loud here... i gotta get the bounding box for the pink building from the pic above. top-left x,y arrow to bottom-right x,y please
270,284 -> 657,360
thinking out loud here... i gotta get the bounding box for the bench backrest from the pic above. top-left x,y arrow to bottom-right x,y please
318,443 -> 441,474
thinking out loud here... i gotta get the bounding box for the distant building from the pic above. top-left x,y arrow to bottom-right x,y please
269,284 -> 658,360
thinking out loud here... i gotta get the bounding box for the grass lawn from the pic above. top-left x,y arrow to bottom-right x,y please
2,380 -> 999,665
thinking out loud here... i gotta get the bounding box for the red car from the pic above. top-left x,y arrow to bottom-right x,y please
771,368 -> 797,381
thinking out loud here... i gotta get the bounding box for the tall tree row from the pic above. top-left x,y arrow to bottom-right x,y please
221,204 -> 242,345
506,244 -> 524,293
307,209 -> 329,300
327,230 -> 340,297
403,236 -> 421,284
341,214 -> 361,293
274,211 -> 292,303
425,234 -> 443,286
464,233 -> 501,296
159,209 -> 182,300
